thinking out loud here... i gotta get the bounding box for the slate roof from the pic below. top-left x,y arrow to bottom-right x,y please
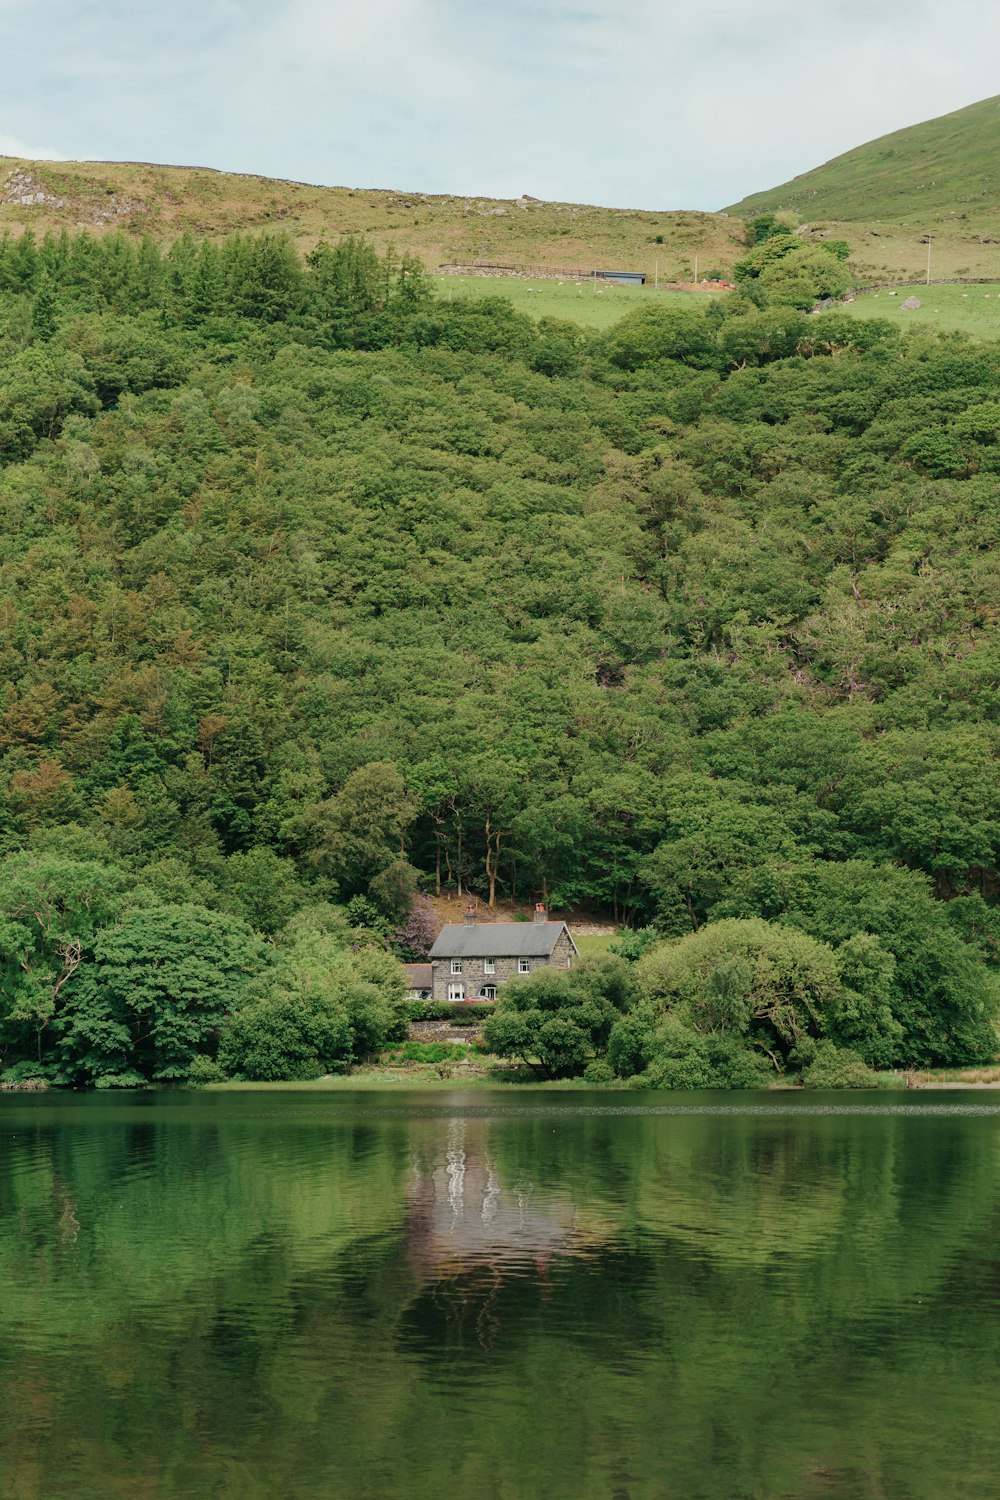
403,963 -> 433,990
429,922 -> 574,959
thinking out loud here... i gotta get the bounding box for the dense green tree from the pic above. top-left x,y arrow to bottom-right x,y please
219,931 -> 406,1079
717,862 -> 1000,1065
0,851 -> 134,1069
59,903 -> 270,1083
481,958 -> 636,1078
635,918 -> 842,1063
303,762 -> 418,914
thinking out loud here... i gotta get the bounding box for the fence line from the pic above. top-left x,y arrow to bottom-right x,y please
851,276 -> 1000,295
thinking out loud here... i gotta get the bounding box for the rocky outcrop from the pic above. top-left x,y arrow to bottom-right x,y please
1,167 -> 66,209
1,166 -> 148,226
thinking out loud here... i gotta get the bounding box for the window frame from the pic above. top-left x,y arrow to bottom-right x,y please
518,958 -> 530,975
484,957 -> 496,975
450,959 -> 463,976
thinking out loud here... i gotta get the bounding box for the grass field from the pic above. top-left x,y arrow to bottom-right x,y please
846,283 -> 1000,337
435,272 -> 1000,340
432,274 -> 720,329
574,933 -> 618,956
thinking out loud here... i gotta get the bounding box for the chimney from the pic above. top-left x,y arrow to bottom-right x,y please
464,905 -> 478,926
533,902 -> 547,924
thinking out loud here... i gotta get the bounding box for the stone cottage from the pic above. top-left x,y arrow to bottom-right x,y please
427,904 -> 578,1002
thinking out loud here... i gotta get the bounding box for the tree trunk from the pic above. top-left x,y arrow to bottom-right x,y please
484,815 -> 501,908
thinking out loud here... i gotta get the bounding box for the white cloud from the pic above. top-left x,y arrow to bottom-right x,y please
2,0 -> 1000,208
253,0 -> 481,109
0,132 -> 66,161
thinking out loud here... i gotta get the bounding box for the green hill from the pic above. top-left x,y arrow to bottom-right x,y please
0,155 -> 744,281
726,94 -> 1000,224
2,231 -> 1000,1083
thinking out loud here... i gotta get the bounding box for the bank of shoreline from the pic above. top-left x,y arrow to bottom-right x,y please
5,1068 -> 1000,1094
192,1068 -> 1000,1093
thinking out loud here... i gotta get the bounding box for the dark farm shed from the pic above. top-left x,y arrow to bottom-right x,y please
598,269 -> 646,284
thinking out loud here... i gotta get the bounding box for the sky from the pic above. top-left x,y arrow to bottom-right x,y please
0,0 -> 998,210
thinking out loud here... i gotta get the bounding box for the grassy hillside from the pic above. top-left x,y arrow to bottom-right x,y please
6,130 -> 1000,294
727,94 -> 1000,224
0,155 -> 745,279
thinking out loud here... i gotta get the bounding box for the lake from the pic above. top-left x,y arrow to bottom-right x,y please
1,1089 -> 998,1500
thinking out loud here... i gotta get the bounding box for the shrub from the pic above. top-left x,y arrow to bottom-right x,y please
609,926 -> 659,963
481,958 -> 636,1078
188,1054 -> 227,1085
801,1041 -> 898,1090
446,1003 -> 495,1026
387,1041 -> 472,1063
640,1017 -> 772,1090
219,991 -> 351,1081
582,1059 -> 615,1084
93,1071 -> 148,1090
393,895 -> 438,960
1,1061 -> 58,1087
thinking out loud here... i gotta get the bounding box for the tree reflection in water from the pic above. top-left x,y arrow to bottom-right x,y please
0,1092 -> 998,1500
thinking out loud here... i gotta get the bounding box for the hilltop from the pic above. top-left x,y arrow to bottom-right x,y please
726,94 -> 1000,224
721,95 -> 1000,285
6,119 -> 1000,295
0,155 -> 745,281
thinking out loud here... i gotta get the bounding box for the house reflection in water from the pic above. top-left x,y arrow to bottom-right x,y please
405,1118 -> 609,1283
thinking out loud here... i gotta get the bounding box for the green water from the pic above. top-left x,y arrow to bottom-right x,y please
1,1091 -> 999,1500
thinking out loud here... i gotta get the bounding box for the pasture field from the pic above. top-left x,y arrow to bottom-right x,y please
432,273 -> 721,329
433,273 -> 1000,341
846,283 -> 1000,338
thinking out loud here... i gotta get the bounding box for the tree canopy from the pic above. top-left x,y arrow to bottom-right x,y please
0,227 -> 998,1079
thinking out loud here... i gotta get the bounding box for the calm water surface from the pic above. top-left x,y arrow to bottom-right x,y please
1,1088 -> 999,1500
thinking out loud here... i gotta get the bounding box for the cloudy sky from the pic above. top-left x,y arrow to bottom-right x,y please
0,0 -> 995,209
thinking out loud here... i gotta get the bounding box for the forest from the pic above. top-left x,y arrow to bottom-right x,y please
1,226 -> 1000,1085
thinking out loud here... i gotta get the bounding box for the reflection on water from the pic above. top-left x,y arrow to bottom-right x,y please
0,1089 -> 999,1499
406,1117 -> 612,1281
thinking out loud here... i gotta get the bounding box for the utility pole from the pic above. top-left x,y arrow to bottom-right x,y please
926,236 -> 932,285
655,257 -> 659,290
694,253 -> 698,285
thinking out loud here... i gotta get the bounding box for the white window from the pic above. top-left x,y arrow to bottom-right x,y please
448,983 -> 465,1002
451,959 -> 463,975
481,986 -> 497,1001
518,959 -> 530,975
484,958 -> 496,975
